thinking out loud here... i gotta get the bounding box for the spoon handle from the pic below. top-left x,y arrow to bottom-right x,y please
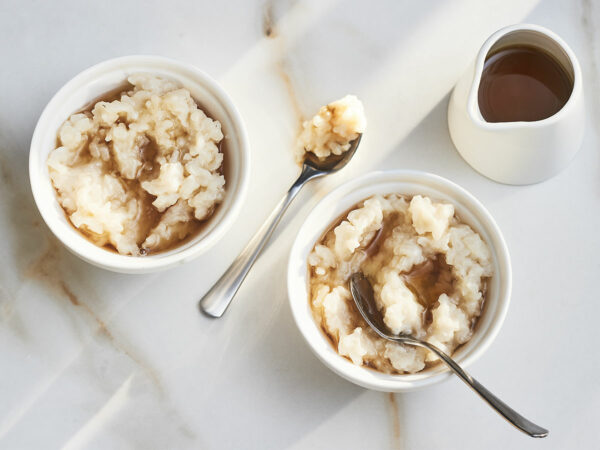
199,164 -> 321,318
406,338 -> 548,438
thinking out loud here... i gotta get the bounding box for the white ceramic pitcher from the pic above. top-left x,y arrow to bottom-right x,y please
448,24 -> 584,185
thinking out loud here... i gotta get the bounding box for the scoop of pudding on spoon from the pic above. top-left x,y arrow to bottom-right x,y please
349,272 -> 548,438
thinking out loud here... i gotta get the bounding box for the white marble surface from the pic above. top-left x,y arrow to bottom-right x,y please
0,0 -> 598,448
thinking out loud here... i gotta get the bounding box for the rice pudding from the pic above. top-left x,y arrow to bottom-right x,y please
295,95 -> 366,162
47,75 -> 226,256
307,194 -> 493,374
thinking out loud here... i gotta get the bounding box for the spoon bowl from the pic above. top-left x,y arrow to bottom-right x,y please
303,134 -> 362,173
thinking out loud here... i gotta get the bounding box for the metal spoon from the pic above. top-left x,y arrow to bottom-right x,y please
349,272 -> 548,438
199,135 -> 362,318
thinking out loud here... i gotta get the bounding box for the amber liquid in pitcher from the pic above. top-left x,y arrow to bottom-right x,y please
478,44 -> 573,123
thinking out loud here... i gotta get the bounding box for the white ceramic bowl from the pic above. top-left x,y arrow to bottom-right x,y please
288,170 -> 511,392
29,56 -> 250,273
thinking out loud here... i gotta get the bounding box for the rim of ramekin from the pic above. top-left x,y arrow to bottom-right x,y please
287,170 -> 511,392
29,55 -> 250,273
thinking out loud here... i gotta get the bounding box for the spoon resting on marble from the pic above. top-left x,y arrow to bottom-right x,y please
349,272 -> 549,438
198,134 -> 362,318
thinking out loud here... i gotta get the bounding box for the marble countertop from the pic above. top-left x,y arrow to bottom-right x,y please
1,0 -> 598,448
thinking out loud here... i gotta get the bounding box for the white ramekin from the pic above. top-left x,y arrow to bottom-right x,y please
29,56 -> 250,273
288,170 -> 511,392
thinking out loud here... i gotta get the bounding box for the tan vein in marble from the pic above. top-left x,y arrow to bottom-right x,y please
387,393 -> 404,450
262,0 -> 305,125
262,0 -> 276,38
23,239 -> 163,390
9,240 -> 198,442
0,153 -> 12,188
276,60 -> 304,126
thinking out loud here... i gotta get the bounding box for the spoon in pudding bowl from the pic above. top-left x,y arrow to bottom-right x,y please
349,272 -> 548,438
199,135 -> 362,318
